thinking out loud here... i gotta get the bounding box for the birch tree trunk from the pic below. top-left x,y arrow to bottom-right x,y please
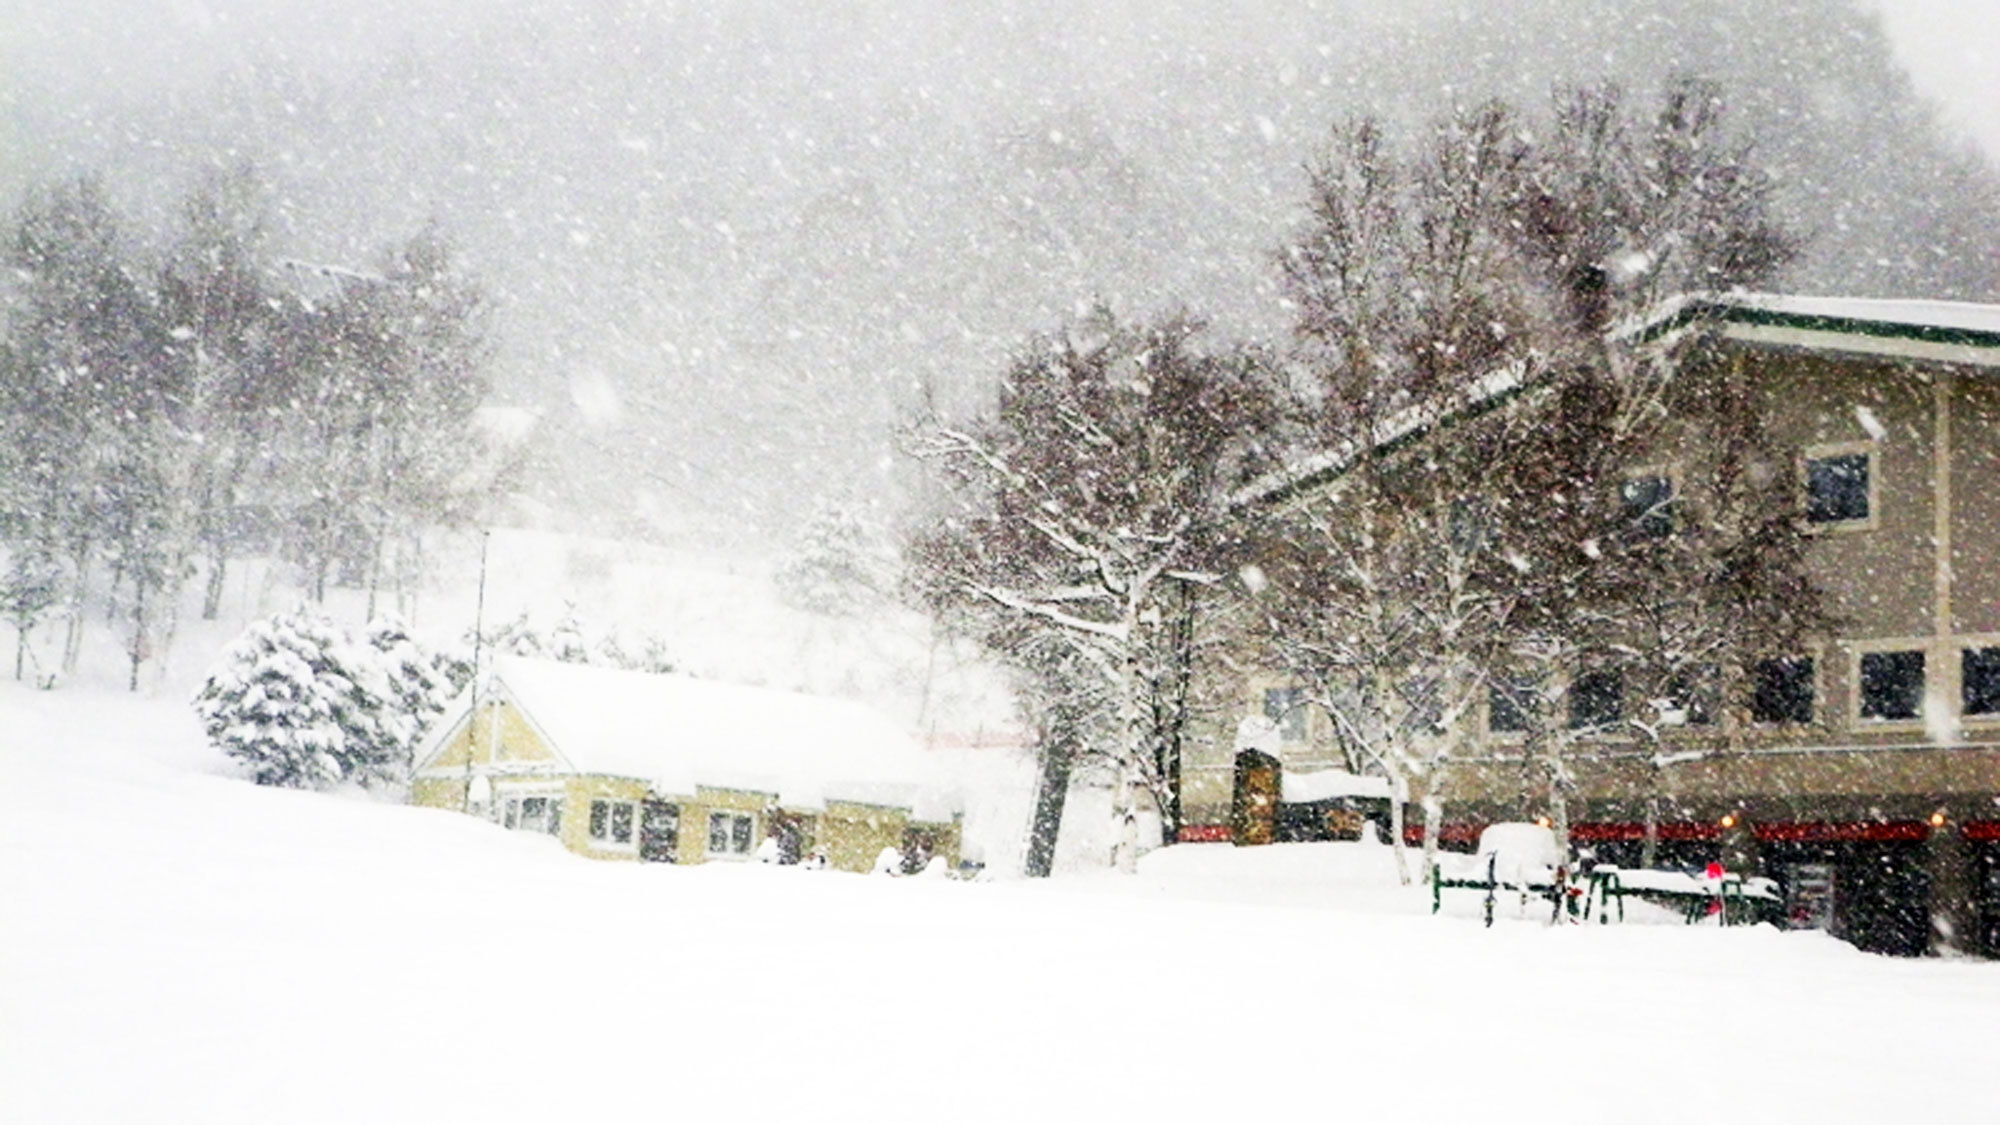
61,547 -> 89,676
1112,599 -> 1145,875
1385,765 -> 1410,885
1422,793 -> 1443,885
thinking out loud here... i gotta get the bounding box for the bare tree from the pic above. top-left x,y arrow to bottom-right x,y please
1260,78 -> 1818,866
907,309 -> 1279,873
1253,102 -> 1540,880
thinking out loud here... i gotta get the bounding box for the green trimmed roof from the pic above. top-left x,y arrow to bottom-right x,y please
1627,293 -> 2000,366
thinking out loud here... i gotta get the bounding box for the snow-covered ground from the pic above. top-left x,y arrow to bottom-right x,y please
6,683 -> 1999,1124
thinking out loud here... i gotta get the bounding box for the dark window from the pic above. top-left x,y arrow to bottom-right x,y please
1964,647 -> 2000,716
1750,657 -> 1815,724
1859,650 -> 1925,721
1488,678 -> 1531,734
1806,452 -> 1870,524
1622,475 -> 1675,539
509,795 -> 559,836
1400,675 -> 1444,734
1570,668 -> 1623,731
1264,687 -> 1307,742
592,799 -> 635,845
708,811 -> 755,856
1449,497 -> 1493,554
1662,665 -> 1717,727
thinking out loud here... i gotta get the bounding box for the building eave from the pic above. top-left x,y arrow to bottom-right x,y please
1626,293 -> 2000,369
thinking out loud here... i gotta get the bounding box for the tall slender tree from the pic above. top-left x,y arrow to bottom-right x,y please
909,309 -> 1279,872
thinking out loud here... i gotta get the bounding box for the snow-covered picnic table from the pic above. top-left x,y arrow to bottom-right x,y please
1584,866 -> 1781,926
1430,825 -> 1581,925
1428,823 -> 1784,928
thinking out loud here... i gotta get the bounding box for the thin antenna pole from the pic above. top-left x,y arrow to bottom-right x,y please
465,529 -> 490,814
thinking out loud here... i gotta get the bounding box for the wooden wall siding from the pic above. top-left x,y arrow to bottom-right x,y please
423,699 -> 557,771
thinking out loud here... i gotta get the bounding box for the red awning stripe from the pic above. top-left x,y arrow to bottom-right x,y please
1399,820 -> 1943,847
1752,821 -> 1929,843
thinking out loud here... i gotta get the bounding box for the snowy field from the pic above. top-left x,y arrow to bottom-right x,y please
6,682 -> 2000,1124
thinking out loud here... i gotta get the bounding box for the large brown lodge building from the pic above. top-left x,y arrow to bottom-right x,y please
1177,293 -> 2000,957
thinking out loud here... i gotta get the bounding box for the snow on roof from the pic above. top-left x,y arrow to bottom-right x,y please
1280,768 -> 1393,803
1229,360 -> 1530,511
1626,292 -> 2000,368
1243,290 -> 2000,516
484,656 -> 959,819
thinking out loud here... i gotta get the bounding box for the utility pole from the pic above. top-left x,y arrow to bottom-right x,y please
464,530 -> 490,814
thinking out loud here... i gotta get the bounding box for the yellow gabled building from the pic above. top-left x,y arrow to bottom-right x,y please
410,656 -> 962,872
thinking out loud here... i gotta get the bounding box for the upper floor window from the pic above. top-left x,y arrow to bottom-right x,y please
1621,473 -> 1675,540
1449,496 -> 1494,555
1486,677 -> 1532,735
1264,686 -> 1308,743
1569,668 -> 1624,731
1658,665 -> 1717,727
1964,646 -> 2000,717
1804,447 -> 1872,526
1858,649 -> 1924,722
1750,656 -> 1815,724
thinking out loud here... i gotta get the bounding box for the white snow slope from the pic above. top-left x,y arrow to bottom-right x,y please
5,682 -> 1999,1124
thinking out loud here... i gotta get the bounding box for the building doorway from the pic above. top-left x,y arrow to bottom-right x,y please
640,800 -> 679,863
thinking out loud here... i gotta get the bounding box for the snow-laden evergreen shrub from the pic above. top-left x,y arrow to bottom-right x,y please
776,501 -> 889,616
467,608 -> 674,674
1,547 -> 64,681
194,607 -> 451,790
366,615 -> 467,739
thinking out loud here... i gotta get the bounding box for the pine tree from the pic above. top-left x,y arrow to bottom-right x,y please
777,500 -> 888,616
546,606 -> 591,664
1,548 -> 64,682
365,615 -> 463,753
193,606 -> 407,789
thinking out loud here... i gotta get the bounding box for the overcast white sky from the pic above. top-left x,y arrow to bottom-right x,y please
1873,0 -> 2000,162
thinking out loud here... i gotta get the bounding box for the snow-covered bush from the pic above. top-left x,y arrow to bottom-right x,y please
476,611 -> 548,659
469,608 -> 674,673
776,501 -> 891,616
194,606 -> 455,790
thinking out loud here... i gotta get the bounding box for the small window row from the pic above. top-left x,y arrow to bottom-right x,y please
1613,446 -> 1876,543
1486,645 -> 2000,734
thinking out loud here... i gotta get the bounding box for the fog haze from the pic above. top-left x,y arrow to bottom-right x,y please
5,0 -> 1996,548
